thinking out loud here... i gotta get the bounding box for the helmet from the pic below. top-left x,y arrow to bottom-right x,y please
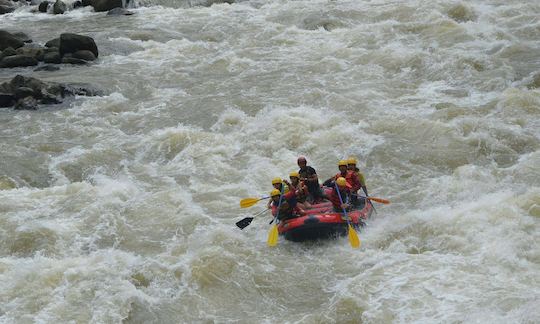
336,177 -> 347,187
270,189 -> 281,197
271,177 -> 282,185
289,171 -> 299,178
297,156 -> 307,164
347,157 -> 357,165
338,160 -> 348,167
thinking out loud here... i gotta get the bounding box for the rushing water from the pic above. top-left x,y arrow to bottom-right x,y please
1,0 -> 539,322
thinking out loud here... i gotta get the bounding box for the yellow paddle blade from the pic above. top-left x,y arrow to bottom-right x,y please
240,197 -> 261,208
348,224 -> 361,249
267,224 -> 279,247
367,197 -> 390,204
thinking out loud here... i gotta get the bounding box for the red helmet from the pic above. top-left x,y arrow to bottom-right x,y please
297,156 -> 307,164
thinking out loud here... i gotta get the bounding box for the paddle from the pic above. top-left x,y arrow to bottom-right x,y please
236,209 -> 267,230
335,182 -> 361,249
267,188 -> 284,247
351,194 -> 390,205
240,196 -> 270,208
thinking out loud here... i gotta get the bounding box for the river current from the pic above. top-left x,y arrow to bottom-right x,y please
1,0 -> 539,323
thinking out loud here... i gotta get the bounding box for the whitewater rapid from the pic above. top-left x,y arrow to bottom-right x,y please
1,0 -> 539,322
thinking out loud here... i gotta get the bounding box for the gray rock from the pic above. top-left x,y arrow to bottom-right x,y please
0,92 -> 15,107
0,0 -> 15,14
34,64 -> 60,72
61,57 -> 87,64
81,0 -> 91,6
72,50 -> 96,61
14,97 -> 39,110
0,30 -> 24,50
59,33 -> 98,58
43,52 -> 61,63
45,38 -> 60,48
14,86 -> 34,99
40,88 -> 62,104
44,46 -> 58,53
107,7 -> 133,15
10,75 -> 47,95
73,1 -> 83,8
62,82 -> 103,96
15,47 -> 44,61
0,55 -> 39,68
2,46 -> 17,57
91,0 -> 122,12
11,32 -> 32,43
38,1 -> 49,12
53,0 -> 66,14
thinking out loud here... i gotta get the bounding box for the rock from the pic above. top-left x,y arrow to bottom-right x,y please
34,64 -> 60,71
38,0 -> 49,12
0,55 -> 39,68
107,7 -> 133,15
14,86 -> 34,99
2,46 -> 17,57
0,93 -> 15,107
10,75 -> 47,96
44,46 -> 58,53
81,0 -> 91,6
61,57 -> 87,64
15,47 -> 44,61
59,33 -> 98,58
53,0 -> 66,14
14,97 -> 39,110
62,82 -> 103,96
43,51 -> 61,63
91,0 -> 122,12
11,32 -> 32,43
39,88 -> 62,104
72,49 -> 96,61
73,0 -> 82,8
45,38 -> 60,48
0,0 -> 15,14
0,30 -> 25,50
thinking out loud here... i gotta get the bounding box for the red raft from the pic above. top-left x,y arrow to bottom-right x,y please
277,198 -> 373,242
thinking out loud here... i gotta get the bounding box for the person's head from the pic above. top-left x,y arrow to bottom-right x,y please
289,171 -> 300,185
347,157 -> 357,171
336,177 -> 351,192
271,177 -> 282,189
297,156 -> 307,169
338,160 -> 348,173
270,189 -> 281,202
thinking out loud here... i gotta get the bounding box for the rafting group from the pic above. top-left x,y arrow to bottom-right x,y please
238,156 -> 390,248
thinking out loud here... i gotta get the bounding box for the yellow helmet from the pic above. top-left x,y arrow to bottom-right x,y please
336,177 -> 347,187
338,160 -> 348,167
270,189 -> 281,197
289,171 -> 299,178
271,177 -> 282,185
347,157 -> 357,165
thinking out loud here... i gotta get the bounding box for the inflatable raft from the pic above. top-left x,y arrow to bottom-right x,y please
277,198 -> 373,242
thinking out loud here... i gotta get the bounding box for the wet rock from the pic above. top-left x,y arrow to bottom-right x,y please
10,75 -> 47,95
59,33 -> 98,58
34,64 -> 60,72
191,0 -> 235,6
91,0 -> 122,12
38,1 -> 49,12
0,30 -> 25,50
447,3 -> 476,23
0,93 -> 15,107
14,86 -> 34,99
528,72 -> 540,89
14,96 -> 39,110
61,57 -> 87,64
73,0 -> 83,8
2,46 -> 17,57
0,0 -> 16,14
43,51 -> 61,63
11,31 -> 32,43
0,55 -> 39,68
53,0 -> 66,14
45,38 -> 60,48
81,0 -> 91,6
107,7 -> 133,15
15,47 -> 44,61
62,82 -> 103,96
72,49 -> 96,61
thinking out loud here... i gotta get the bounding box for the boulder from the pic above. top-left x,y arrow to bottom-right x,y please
53,0 -> 65,14
72,49 -> 96,61
10,75 -> 47,95
91,0 -> 122,12
0,30 -> 24,50
0,0 -> 15,14
0,93 -> 15,107
81,0 -> 91,6
59,33 -> 98,58
61,57 -> 87,64
43,52 -> 61,63
14,86 -> 34,99
73,0 -> 82,8
34,64 -> 60,72
14,97 -> 39,110
0,55 -> 39,68
2,46 -> 17,57
107,7 -> 133,15
45,38 -> 60,48
38,1 -> 49,12
11,32 -> 32,43
15,47 -> 44,61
